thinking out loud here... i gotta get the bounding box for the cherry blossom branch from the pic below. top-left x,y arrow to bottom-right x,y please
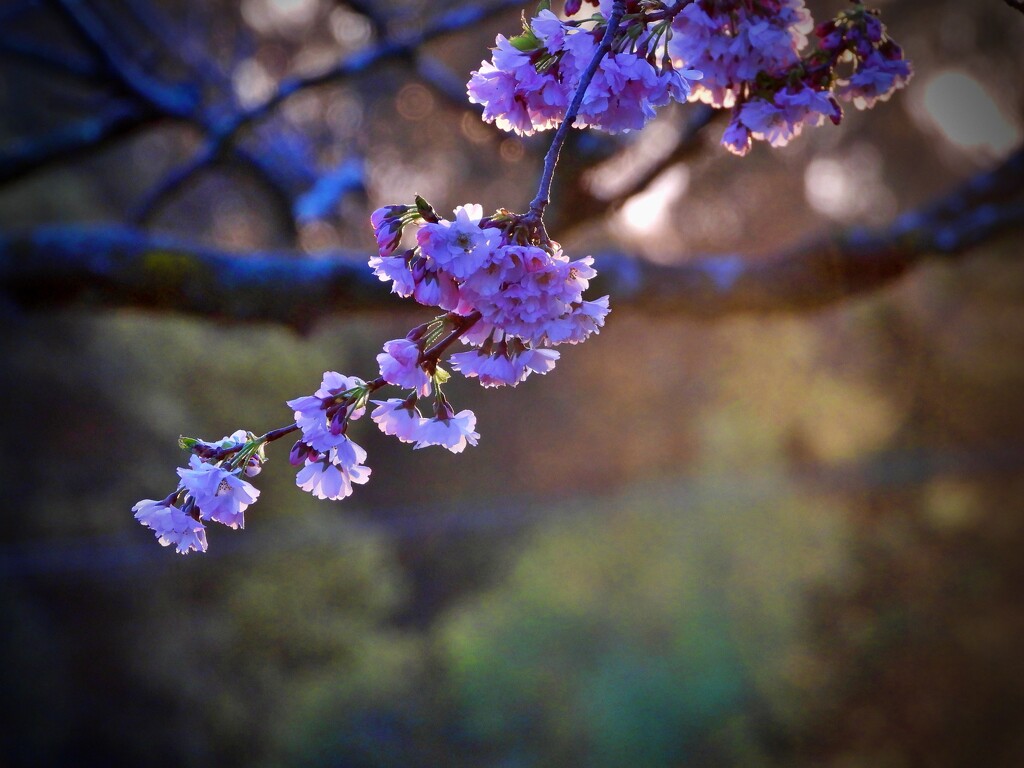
184,320 -> 479,468
527,0 -> 627,226
421,313 -> 482,361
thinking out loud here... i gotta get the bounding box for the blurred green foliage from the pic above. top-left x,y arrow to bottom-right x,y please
439,481 -> 849,766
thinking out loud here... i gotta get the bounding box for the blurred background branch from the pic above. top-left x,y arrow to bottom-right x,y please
3,145 -> 1022,325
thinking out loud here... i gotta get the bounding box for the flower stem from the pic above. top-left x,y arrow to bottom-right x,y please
422,312 -> 481,362
526,0 -> 627,228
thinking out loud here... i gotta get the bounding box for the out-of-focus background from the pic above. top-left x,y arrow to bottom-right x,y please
2,1 -> 1023,765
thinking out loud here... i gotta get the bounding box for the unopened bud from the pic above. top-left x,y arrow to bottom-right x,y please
415,195 -> 439,223
289,440 -> 312,466
434,399 -> 455,421
329,407 -> 348,436
814,19 -> 836,38
406,322 -> 431,344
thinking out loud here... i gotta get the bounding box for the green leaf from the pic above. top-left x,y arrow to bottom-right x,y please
509,29 -> 540,52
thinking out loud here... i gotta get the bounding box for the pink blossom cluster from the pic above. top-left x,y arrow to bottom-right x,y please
133,430 -> 262,554
668,0 -> 812,110
370,200 -> 610,386
821,13 -> 913,111
467,9 -> 700,135
134,197 -> 609,554
467,1 -> 909,153
666,0 -> 911,155
285,372 -> 373,501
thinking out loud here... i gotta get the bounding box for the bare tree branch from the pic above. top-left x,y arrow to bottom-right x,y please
4,147 -> 1022,327
0,35 -> 102,80
133,0 -> 526,222
54,0 -> 200,117
0,226 -> 391,330
550,103 -> 720,234
0,102 -> 158,185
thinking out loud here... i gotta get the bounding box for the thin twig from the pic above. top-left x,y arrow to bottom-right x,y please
528,0 -> 627,223
0,35 -> 101,80
134,0 -> 525,222
54,0 -> 198,117
0,102 -> 157,186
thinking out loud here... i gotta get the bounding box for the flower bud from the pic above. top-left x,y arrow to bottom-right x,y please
405,322 -> 431,344
329,407 -> 349,436
289,440 -> 313,466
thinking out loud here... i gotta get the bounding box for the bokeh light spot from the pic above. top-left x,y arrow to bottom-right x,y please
919,69 -> 1021,156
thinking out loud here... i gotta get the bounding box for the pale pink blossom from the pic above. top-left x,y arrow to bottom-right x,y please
371,398 -> 426,443
296,439 -> 371,500
836,49 -> 912,110
417,204 -> 499,280
413,406 -> 480,453
514,347 -> 560,380
369,253 -> 417,297
721,118 -> 753,156
450,345 -> 560,387
287,372 -> 365,452
449,349 -> 518,388
378,338 -> 431,396
177,455 -> 259,529
133,498 -> 209,555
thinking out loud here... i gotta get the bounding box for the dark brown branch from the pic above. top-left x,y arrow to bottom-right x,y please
4,147 -> 1022,327
0,35 -> 102,80
606,198 -> 1024,317
0,226 -> 396,331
